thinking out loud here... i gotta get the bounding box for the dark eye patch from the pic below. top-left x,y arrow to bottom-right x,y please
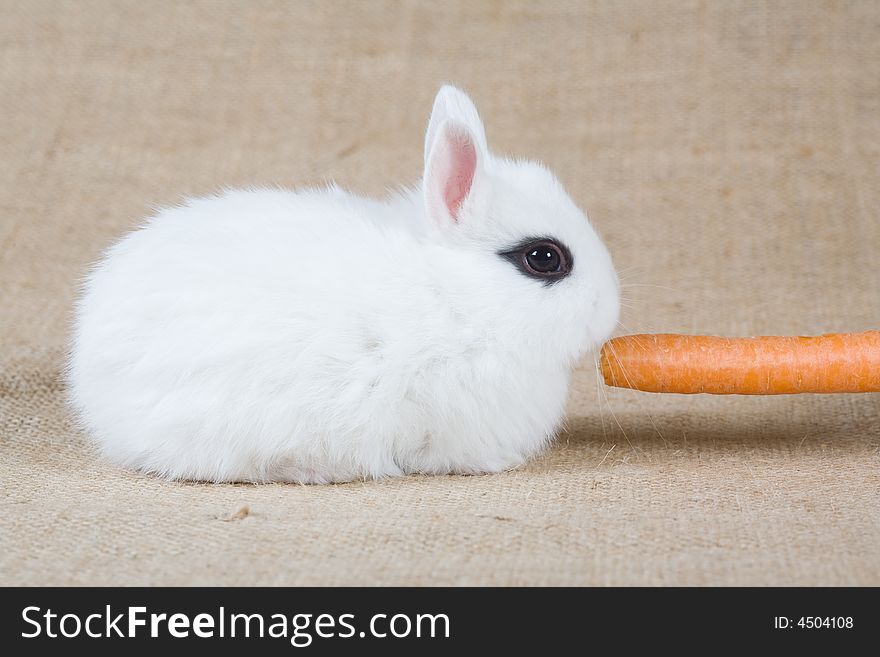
498,237 -> 573,284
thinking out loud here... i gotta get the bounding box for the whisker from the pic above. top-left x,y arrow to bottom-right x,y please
594,271 -> 670,452
595,348 -> 637,454
620,283 -> 681,292
593,352 -> 608,451
607,323 -> 669,449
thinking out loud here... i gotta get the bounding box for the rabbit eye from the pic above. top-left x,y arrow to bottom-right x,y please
499,238 -> 573,284
526,245 -> 561,273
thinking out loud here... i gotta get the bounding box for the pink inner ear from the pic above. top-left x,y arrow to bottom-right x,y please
442,131 -> 477,221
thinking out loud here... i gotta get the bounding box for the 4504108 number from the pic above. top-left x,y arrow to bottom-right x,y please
774,617 -> 853,629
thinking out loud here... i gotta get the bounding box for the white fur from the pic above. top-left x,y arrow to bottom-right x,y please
67,86 -> 620,483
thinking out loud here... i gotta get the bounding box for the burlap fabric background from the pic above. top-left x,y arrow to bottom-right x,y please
2,0 -> 878,586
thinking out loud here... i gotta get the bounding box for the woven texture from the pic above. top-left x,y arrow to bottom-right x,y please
2,0 -> 879,586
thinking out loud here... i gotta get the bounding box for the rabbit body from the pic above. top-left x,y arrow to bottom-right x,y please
69,87 -> 620,482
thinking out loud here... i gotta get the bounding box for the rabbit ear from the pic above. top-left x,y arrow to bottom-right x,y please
424,85 -> 488,171
424,119 -> 482,226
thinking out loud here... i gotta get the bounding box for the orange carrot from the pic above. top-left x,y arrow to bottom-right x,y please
600,331 -> 880,394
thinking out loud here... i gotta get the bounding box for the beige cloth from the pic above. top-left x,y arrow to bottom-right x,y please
2,0 -> 878,586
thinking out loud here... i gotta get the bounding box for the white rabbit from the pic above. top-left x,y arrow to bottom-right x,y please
68,85 -> 620,483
